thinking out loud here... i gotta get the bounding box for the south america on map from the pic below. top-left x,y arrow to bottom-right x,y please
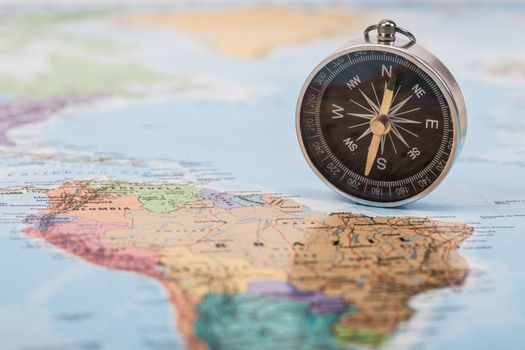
22,180 -> 473,348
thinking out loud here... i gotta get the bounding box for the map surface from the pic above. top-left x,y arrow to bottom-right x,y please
0,2 -> 524,350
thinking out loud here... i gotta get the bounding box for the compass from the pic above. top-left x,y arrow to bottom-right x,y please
296,20 -> 467,207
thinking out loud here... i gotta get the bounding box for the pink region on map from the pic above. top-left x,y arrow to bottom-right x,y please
24,215 -> 161,278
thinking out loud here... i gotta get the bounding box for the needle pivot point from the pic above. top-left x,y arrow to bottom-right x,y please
370,115 -> 391,135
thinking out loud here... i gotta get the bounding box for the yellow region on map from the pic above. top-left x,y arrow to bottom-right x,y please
122,9 -> 363,59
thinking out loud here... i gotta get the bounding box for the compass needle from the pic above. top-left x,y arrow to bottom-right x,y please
364,74 -> 396,176
380,75 -> 396,116
365,134 -> 382,176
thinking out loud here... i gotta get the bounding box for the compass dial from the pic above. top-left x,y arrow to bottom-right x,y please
298,49 -> 455,204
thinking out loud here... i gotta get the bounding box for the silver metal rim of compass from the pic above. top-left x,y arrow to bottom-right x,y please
295,37 -> 468,208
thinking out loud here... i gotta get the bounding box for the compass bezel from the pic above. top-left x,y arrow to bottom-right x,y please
296,38 -> 467,207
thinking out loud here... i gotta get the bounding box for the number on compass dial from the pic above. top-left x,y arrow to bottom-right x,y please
299,50 -> 453,203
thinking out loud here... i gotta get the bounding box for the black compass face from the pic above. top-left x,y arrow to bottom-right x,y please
298,49 -> 454,203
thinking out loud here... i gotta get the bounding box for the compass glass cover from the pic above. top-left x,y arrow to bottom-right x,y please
299,49 -> 454,203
